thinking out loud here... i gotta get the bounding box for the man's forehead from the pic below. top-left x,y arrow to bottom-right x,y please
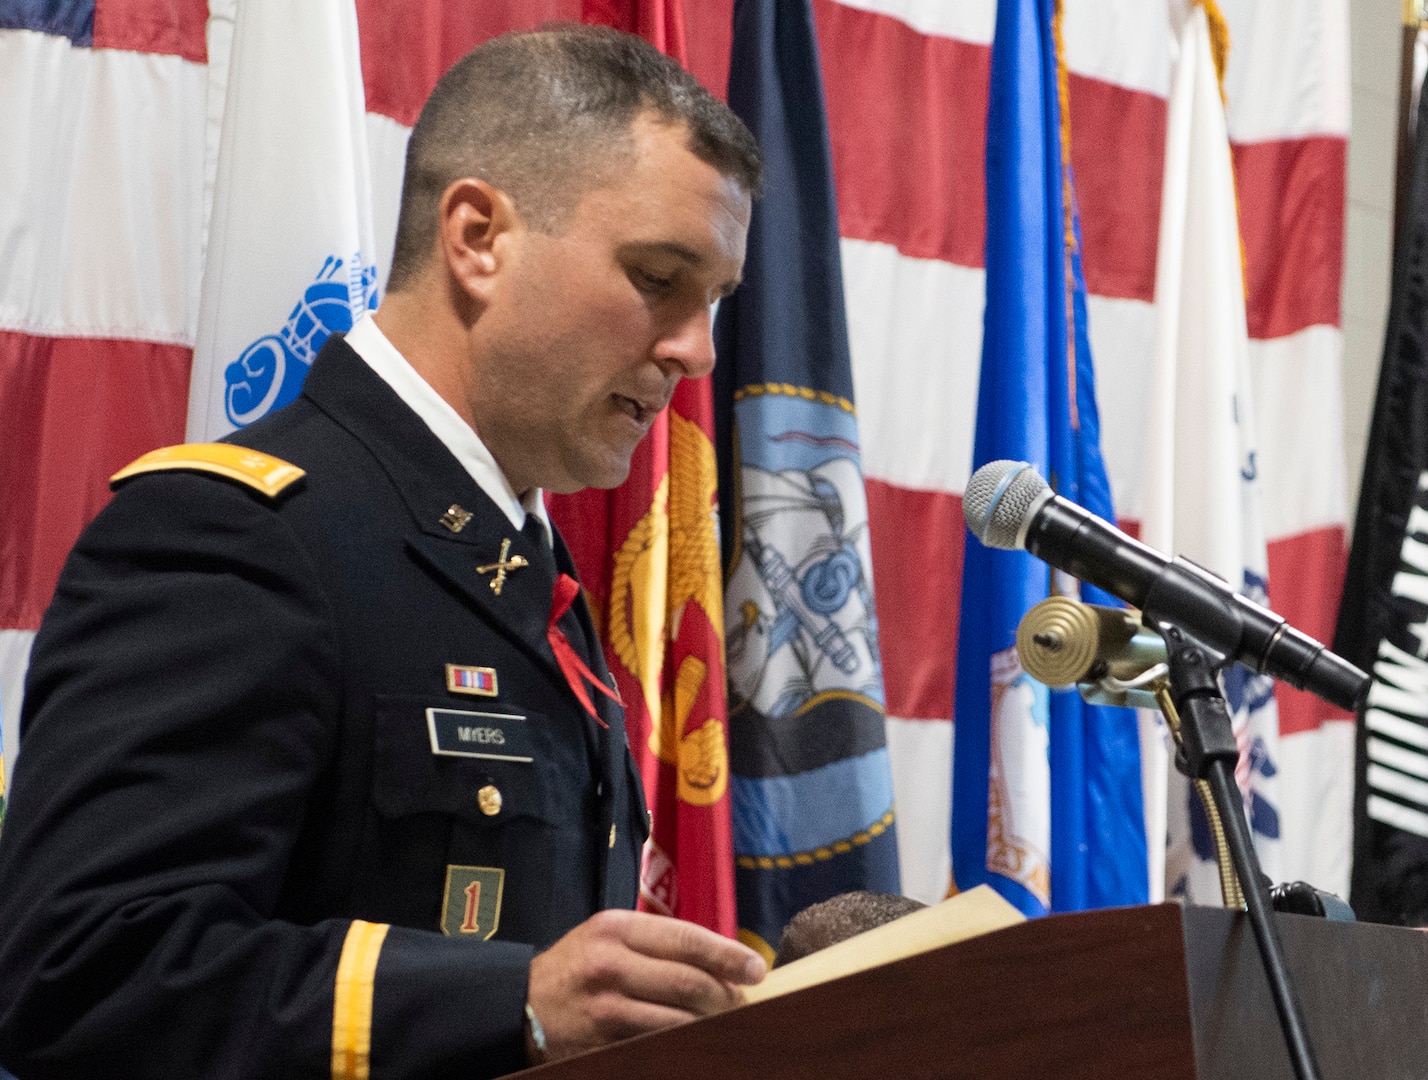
599,112 -> 752,202
575,122 -> 750,234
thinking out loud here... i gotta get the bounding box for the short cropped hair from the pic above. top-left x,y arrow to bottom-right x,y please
773,891 -> 928,968
385,23 -> 763,292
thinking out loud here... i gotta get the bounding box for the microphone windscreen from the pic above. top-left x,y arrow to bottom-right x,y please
963,460 -> 1049,549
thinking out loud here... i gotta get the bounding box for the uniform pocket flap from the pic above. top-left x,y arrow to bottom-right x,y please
372,696 -> 556,824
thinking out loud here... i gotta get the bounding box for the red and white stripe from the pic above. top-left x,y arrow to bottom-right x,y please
0,17 -> 207,765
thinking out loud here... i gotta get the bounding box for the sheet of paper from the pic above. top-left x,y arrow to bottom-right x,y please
742,885 -> 1026,1004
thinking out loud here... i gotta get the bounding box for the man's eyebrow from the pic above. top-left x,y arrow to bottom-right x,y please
622,240 -> 705,264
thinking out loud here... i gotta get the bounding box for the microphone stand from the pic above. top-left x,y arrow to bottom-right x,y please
1148,616 -> 1322,1080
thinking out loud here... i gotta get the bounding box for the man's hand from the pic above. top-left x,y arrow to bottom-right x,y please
526,908 -> 767,1062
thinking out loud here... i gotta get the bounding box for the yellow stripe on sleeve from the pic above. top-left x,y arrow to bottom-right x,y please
331,920 -> 390,1080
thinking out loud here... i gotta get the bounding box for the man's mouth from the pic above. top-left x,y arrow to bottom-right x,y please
613,394 -> 662,426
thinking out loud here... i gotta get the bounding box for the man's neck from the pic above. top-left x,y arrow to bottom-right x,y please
372,288 -> 478,432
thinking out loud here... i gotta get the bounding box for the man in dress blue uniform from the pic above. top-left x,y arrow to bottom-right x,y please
0,25 -> 764,1079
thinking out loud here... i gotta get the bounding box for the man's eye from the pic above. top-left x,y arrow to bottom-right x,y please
635,269 -> 674,293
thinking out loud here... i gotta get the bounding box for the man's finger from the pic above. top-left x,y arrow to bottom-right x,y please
606,910 -> 766,985
599,950 -> 746,1016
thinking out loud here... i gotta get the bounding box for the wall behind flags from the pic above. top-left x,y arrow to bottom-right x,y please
1342,0 -> 1409,505
0,0 -> 1386,902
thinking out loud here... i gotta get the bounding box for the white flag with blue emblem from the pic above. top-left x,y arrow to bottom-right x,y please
186,0 -> 378,441
1142,2 -> 1283,903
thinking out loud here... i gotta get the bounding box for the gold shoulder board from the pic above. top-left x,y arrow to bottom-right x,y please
110,444 -> 305,499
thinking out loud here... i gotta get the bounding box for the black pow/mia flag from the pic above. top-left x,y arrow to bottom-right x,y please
1335,75 -> 1428,926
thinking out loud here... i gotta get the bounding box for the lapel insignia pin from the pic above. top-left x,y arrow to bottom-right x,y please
476,538 -> 528,595
439,504 -> 474,533
446,664 -> 498,697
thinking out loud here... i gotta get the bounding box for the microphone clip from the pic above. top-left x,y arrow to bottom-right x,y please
1148,617 -> 1240,781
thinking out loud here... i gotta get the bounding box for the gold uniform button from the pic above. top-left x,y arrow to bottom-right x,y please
609,823 -> 617,848
477,784 -> 503,817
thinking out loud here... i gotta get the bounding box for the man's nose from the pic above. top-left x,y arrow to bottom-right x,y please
655,303 -> 718,380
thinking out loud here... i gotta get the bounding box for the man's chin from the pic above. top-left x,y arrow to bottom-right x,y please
547,454 -> 634,495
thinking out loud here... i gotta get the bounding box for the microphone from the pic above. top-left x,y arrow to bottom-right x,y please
964,460 -> 1369,713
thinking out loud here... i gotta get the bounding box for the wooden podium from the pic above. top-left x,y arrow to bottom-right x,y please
515,905 -> 1428,1079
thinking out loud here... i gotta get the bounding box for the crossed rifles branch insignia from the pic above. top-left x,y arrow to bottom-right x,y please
476,539 -> 528,596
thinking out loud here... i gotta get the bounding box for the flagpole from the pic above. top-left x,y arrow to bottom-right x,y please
1394,0 -> 1423,263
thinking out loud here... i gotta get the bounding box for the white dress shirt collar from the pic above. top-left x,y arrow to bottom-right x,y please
343,315 -> 552,546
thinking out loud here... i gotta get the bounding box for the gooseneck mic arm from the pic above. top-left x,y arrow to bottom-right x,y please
963,460 -> 1369,712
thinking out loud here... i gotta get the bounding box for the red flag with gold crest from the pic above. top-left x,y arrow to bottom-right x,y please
546,0 -> 736,937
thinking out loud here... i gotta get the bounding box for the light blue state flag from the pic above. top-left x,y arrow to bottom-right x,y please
951,0 -> 1147,916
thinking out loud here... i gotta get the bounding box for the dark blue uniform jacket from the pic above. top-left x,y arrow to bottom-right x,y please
0,335 -> 648,1079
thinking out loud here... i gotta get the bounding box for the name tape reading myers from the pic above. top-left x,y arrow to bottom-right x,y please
426,708 -> 534,763
1364,471 -> 1428,839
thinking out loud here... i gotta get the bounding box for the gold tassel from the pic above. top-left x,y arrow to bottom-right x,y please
1194,0 -> 1250,301
1199,0 -> 1232,106
1052,0 -> 1080,430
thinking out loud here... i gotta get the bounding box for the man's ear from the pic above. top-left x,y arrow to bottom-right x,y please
437,177 -> 519,302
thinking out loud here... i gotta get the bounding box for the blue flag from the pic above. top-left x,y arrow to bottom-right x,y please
713,0 -> 899,960
951,0 -> 1146,916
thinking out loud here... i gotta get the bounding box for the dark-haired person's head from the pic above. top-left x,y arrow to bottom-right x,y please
773,891 -> 928,967
374,24 -> 761,497
386,23 -> 763,292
